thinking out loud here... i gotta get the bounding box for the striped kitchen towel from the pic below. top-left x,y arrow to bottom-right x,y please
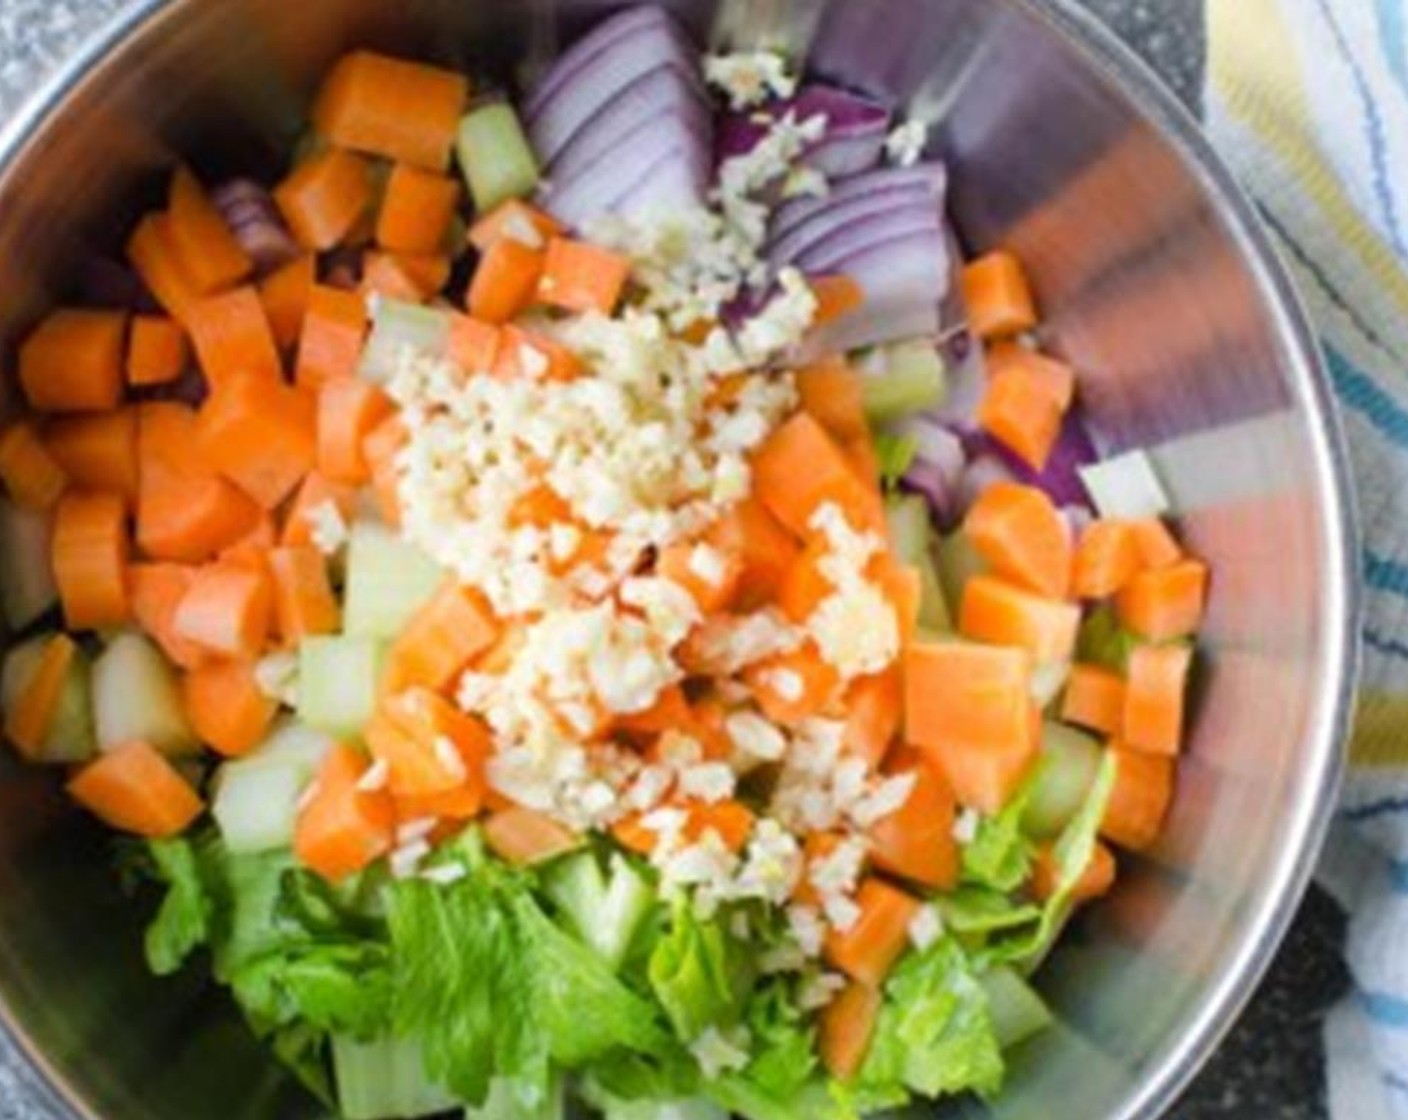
1204,0 -> 1408,1115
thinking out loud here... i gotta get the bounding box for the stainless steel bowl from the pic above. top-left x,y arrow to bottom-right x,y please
0,1 -> 1357,1117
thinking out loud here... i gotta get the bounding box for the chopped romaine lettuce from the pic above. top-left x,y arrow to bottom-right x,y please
648,899 -> 756,1044
543,848 -> 658,971
961,795 -> 1033,894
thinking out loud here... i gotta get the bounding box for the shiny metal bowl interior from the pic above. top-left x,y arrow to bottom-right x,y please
0,0 -> 1356,1117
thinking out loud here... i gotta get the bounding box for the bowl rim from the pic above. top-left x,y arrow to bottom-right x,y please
0,1 -> 1360,1118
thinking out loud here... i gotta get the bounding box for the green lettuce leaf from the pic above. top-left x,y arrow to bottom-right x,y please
960,794 -> 1033,893
936,886 -> 1042,937
648,899 -> 756,1042
855,935 -> 1003,1101
143,837 -> 213,976
1076,605 -> 1139,672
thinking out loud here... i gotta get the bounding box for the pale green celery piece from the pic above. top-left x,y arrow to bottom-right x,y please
297,635 -> 385,739
937,530 -> 987,620
1022,722 -> 1103,839
884,494 -> 951,632
980,966 -> 1054,1049
212,758 -> 307,854
457,102 -> 541,212
0,634 -> 95,763
358,299 -> 452,382
92,631 -> 199,756
343,521 -> 445,639
332,1034 -> 458,1120
863,339 -> 948,424
0,498 -> 57,630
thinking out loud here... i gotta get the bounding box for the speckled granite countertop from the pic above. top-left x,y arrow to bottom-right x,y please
0,1 -> 1348,1117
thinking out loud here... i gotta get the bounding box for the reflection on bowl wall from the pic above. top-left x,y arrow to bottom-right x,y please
0,1 -> 1356,1118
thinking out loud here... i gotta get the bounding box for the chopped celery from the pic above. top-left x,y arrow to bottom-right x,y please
0,498 -> 57,631
863,339 -> 947,424
937,530 -> 986,621
212,757 -> 307,854
884,494 -> 951,632
297,636 -> 385,739
544,850 -> 656,971
468,1076 -> 565,1120
247,718 -> 336,779
1021,722 -> 1102,839
343,521 -> 444,639
332,1034 -> 457,1120
1076,605 -> 1138,672
358,299 -> 451,383
980,966 -> 1054,1049
92,632 -> 198,756
1078,449 -> 1169,520
457,102 -> 540,212
0,635 -> 95,763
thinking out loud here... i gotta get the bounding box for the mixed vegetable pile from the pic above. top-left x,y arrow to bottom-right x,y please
0,8 -> 1208,1120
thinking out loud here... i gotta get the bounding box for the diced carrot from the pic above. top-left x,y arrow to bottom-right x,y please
961,250 -> 1037,339
467,199 -> 561,252
979,365 -> 1064,472
483,806 -> 580,866
795,356 -> 868,443
376,163 -> 459,254
819,981 -> 881,1082
777,537 -> 832,624
873,555 -> 921,646
67,739 -> 203,838
186,285 -> 282,390
394,782 -> 484,824
18,309 -> 126,413
172,560 -> 273,660
311,51 -> 468,170
682,799 -> 755,852
867,750 -> 959,889
1031,840 -> 1116,902
294,742 -> 396,881
1129,517 -> 1183,570
963,482 -> 1071,599
506,483 -> 571,530
52,491 -> 129,629
751,412 -> 883,537
809,274 -> 865,328
843,665 -> 903,768
468,237 -> 544,323
492,325 -> 582,382
1122,643 -> 1191,757
447,314 -> 501,374
44,410 -> 139,502
316,377 -> 393,485
615,683 -> 692,742
1100,747 -> 1174,851
959,575 -> 1080,662
136,402 -> 263,562
0,422 -> 67,510
126,315 -> 188,387
219,509 -> 278,569
745,641 -> 841,727
382,581 -> 498,694
359,251 -> 429,303
127,563 -> 213,670
1061,663 -> 1126,736
536,237 -> 631,314
274,148 -> 374,251
656,540 -> 743,614
295,283 -> 368,390
825,878 -> 922,986
197,370 -> 316,509
259,254 -> 317,350
362,414 -> 408,527
366,687 -> 491,798
610,812 -> 659,856
1071,520 -> 1140,600
126,213 -> 200,324
282,470 -> 358,549
986,343 -> 1075,412
706,498 -> 799,609
267,546 -> 341,641
1115,559 -> 1208,642
937,731 -> 1041,815
4,634 -> 77,760
182,659 -> 278,758
166,166 -> 253,294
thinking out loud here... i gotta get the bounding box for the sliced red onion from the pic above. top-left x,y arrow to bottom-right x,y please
526,6 -> 678,122
954,452 -> 1017,521
978,414 -> 1100,510
897,414 -> 966,525
545,64 -> 710,182
794,212 -> 942,274
770,163 -> 947,244
540,114 -> 708,227
766,181 -> 934,269
717,83 -> 892,180
210,178 -> 300,274
933,329 -> 987,429
526,10 -> 703,166
614,144 -> 711,217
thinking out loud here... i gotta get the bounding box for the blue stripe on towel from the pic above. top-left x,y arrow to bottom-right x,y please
1376,0 -> 1408,96
1364,628 -> 1408,660
1343,797 -> 1408,823
1324,344 -> 1408,449
1365,551 -> 1408,597
1313,0 -> 1408,256
1363,990 -> 1408,1029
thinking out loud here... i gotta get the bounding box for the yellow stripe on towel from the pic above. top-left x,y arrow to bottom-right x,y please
1208,0 -> 1408,319
1351,690 -> 1408,768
